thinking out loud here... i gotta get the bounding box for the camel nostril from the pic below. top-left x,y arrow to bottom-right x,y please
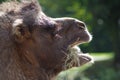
75,21 -> 86,29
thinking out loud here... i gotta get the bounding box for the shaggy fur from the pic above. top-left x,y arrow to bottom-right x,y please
0,0 -> 93,80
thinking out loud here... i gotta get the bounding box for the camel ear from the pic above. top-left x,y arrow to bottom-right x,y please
12,19 -> 31,43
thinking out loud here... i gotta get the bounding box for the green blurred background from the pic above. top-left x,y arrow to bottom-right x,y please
0,0 -> 120,80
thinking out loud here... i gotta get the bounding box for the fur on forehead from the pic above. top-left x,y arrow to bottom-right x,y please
5,0 -> 49,26
20,1 -> 41,25
20,0 -> 41,14
0,0 -> 41,14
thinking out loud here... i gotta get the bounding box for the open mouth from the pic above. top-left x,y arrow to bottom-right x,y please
69,38 -> 81,48
63,38 -> 94,69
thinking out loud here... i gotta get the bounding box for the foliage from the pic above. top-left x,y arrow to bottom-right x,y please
57,65 -> 120,80
85,61 -> 120,80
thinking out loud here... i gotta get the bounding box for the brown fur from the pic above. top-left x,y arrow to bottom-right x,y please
0,0 -> 92,80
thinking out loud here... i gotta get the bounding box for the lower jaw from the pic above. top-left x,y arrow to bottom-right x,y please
63,45 -> 94,69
